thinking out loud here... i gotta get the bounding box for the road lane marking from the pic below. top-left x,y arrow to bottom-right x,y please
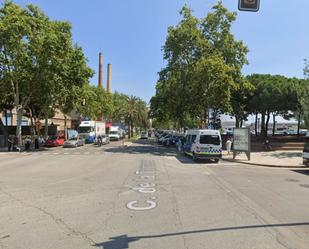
126,200 -> 157,211
126,160 -> 157,211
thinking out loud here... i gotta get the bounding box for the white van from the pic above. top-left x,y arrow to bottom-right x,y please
183,129 -> 222,162
109,126 -> 121,141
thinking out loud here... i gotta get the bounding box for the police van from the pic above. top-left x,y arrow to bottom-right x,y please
183,129 -> 222,162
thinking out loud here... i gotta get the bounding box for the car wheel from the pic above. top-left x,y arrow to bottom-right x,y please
213,158 -> 219,163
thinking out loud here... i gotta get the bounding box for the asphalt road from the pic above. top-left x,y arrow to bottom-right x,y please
0,139 -> 308,249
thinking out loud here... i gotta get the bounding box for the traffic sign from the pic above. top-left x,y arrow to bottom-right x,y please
238,0 -> 260,12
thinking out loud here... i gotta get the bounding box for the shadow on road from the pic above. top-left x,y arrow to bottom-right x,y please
105,139 -> 221,165
105,140 -> 178,157
268,152 -> 302,159
292,169 -> 309,176
93,222 -> 309,249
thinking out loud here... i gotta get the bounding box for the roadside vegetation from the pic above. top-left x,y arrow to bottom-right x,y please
149,1 -> 309,136
0,1 -> 148,144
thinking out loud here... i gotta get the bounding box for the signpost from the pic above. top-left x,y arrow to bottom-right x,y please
238,0 -> 260,12
233,128 -> 251,160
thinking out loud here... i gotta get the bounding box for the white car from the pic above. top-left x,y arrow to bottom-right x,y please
63,136 -> 85,148
140,131 -> 148,139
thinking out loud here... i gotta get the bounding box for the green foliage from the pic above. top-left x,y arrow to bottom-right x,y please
0,1 -> 95,141
246,74 -> 308,136
110,93 -> 149,137
150,2 -> 249,128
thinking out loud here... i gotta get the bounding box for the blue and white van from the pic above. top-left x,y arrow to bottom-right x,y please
183,129 -> 222,162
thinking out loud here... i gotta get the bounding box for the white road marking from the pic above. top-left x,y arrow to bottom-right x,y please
126,200 -> 157,211
132,187 -> 156,193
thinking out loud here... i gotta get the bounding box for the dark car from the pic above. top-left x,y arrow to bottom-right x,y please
45,135 -> 65,147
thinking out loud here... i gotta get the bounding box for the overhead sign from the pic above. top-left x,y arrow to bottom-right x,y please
233,128 -> 251,160
238,0 -> 260,12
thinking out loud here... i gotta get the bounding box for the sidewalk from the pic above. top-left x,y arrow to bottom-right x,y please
0,146 -> 47,153
222,150 -> 307,168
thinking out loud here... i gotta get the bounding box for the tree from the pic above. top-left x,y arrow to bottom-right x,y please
0,2 -> 95,142
0,1 -> 35,144
246,74 -> 299,137
112,93 -> 149,137
150,2 -> 249,128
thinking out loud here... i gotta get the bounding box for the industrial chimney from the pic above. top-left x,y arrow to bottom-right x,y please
107,63 -> 112,93
98,52 -> 103,88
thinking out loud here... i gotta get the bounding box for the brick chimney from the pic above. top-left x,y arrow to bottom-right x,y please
98,52 -> 103,88
107,63 -> 112,93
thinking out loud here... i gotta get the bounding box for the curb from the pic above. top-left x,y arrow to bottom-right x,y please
221,158 -> 309,168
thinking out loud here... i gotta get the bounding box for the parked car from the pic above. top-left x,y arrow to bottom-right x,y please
287,129 -> 297,135
159,134 -> 171,144
45,135 -> 65,147
63,135 -> 85,148
183,129 -> 222,162
299,129 -> 308,135
303,141 -> 309,166
140,131 -> 148,139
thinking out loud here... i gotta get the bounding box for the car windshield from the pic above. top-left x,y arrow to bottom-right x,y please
69,137 -> 78,140
48,135 -> 57,140
199,135 -> 220,145
109,131 -> 118,135
78,127 -> 93,133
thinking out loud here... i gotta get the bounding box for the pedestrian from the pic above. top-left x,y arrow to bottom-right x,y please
34,136 -> 39,150
12,136 -> 20,152
226,137 -> 232,155
24,136 -> 31,151
263,139 -> 272,151
7,136 -> 13,152
39,136 -> 45,147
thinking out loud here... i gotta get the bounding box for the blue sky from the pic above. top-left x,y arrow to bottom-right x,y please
10,0 -> 309,103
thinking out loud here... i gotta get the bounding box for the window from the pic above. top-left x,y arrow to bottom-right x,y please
78,127 -> 94,133
199,135 -> 220,145
191,135 -> 197,143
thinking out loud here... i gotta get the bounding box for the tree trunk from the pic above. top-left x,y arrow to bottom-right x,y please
272,113 -> 276,136
235,117 -> 239,128
4,110 -> 8,126
16,107 -> 23,146
131,119 -> 134,137
64,114 -> 68,140
44,115 -> 49,139
127,118 -> 131,139
30,115 -> 35,136
203,108 -> 208,128
0,118 -> 8,147
255,112 -> 258,137
29,108 -> 35,136
261,111 -> 266,137
297,113 -> 301,137
265,111 -> 271,138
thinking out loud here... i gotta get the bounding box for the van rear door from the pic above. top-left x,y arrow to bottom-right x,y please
198,134 -> 221,153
